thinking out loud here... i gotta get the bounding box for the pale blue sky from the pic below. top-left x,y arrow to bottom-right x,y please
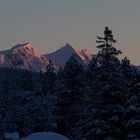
0,0 -> 140,64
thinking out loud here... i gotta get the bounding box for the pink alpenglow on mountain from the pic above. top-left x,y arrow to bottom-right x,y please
0,43 -> 93,72
0,43 -> 50,72
45,43 -> 93,67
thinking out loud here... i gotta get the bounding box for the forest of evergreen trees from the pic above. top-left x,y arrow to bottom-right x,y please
0,27 -> 139,140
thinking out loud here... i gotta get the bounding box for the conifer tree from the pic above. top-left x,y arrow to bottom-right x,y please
20,72 -> 33,91
63,54 -> 84,89
53,55 -> 84,138
41,60 -> 57,95
85,56 -> 98,81
96,26 -> 121,67
120,57 -> 140,139
77,27 -> 125,139
94,27 -> 123,103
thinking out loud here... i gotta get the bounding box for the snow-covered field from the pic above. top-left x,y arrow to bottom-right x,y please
3,132 -> 69,140
21,132 -> 69,140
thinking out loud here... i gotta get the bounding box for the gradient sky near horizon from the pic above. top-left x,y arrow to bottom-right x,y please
0,0 -> 140,64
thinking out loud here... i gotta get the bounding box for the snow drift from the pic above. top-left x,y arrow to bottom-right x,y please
20,132 -> 70,140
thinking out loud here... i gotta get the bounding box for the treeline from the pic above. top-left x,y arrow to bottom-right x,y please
0,27 -> 140,140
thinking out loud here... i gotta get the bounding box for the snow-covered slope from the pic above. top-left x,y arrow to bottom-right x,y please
0,43 -> 50,72
0,43 -> 93,71
44,43 -> 93,67
21,132 -> 70,140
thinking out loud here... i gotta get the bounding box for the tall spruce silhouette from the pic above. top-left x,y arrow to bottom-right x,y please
96,26 -> 121,67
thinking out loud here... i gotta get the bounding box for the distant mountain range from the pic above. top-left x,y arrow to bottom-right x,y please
44,43 -> 93,67
0,43 -> 93,72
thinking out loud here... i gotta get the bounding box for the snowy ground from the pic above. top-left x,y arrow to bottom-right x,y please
20,132 -> 70,140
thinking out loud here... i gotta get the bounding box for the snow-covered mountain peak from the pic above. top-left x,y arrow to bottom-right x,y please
60,43 -> 80,53
0,43 -> 51,72
0,43 -> 35,56
45,43 -> 93,67
0,42 -> 93,71
64,43 -> 74,48
11,43 -> 31,50
64,43 -> 73,48
10,43 -> 41,58
80,49 -> 93,60
64,43 -> 79,49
